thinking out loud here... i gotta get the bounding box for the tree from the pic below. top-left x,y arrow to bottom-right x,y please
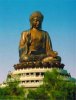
27,69 -> 76,100
0,73 -> 25,100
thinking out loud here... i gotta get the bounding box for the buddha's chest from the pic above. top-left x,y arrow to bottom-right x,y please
30,31 -> 43,42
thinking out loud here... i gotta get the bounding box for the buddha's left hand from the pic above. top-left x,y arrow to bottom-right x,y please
49,51 -> 58,57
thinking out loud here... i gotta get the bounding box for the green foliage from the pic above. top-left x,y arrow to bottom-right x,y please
0,76 -> 25,100
0,69 -> 76,100
27,69 -> 76,100
27,86 -> 50,100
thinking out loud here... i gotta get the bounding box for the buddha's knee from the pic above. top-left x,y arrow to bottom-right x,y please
42,56 -> 61,63
42,57 -> 54,63
56,56 -> 61,62
19,55 -> 29,62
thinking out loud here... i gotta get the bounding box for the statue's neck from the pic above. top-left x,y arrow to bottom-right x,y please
31,28 -> 41,32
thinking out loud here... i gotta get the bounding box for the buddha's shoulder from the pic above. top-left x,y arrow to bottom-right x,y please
40,30 -> 49,36
21,30 -> 30,35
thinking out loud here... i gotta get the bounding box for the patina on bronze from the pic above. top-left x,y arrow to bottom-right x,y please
14,11 -> 64,69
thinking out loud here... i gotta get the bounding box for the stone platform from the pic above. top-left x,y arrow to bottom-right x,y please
12,67 -> 71,88
11,61 -> 69,88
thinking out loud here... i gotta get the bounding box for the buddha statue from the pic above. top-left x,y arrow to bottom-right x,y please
19,11 -> 61,64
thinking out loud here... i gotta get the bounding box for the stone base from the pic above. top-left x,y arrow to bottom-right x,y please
11,67 -> 72,88
12,61 -> 74,88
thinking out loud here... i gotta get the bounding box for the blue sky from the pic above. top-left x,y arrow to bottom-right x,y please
0,0 -> 76,83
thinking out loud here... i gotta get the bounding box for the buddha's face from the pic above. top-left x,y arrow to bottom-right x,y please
31,17 -> 42,29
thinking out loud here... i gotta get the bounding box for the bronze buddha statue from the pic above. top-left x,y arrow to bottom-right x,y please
19,11 -> 61,64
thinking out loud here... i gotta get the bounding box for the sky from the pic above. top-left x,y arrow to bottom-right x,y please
0,0 -> 76,83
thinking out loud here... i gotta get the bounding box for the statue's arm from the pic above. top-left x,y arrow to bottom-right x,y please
45,32 -> 53,54
45,32 -> 58,57
19,31 -> 28,57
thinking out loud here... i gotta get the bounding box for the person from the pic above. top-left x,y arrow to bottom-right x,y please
19,11 -> 61,63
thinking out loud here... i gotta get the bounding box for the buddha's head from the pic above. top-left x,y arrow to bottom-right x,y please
29,11 -> 44,29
